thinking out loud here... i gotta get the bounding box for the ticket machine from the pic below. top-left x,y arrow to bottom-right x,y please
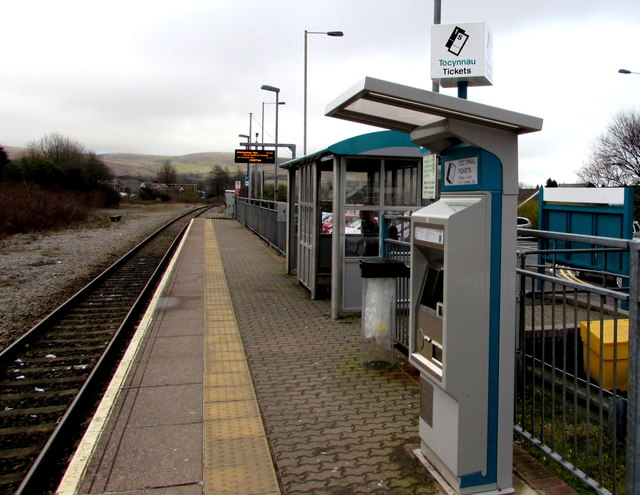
324,77 -> 542,494
410,145 -> 508,494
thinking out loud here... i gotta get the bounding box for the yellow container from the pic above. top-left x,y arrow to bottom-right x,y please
579,319 -> 629,391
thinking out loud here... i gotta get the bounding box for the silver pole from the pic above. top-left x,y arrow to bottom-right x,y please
274,91 -> 279,201
304,30 -> 308,156
248,113 -> 253,198
627,240 -> 640,495
260,85 -> 281,201
303,30 -> 343,156
432,0 -> 441,93
261,102 -> 265,151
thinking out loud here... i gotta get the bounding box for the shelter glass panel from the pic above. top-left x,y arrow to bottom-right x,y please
384,159 -> 419,206
345,158 -> 380,206
320,170 -> 333,215
383,211 -> 412,243
344,209 -> 380,257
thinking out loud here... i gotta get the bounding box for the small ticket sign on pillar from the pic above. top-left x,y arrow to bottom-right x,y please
431,22 -> 493,88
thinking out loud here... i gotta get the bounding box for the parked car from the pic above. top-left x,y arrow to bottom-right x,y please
517,217 -> 533,229
321,213 -> 359,234
321,212 -> 333,234
344,218 -> 361,234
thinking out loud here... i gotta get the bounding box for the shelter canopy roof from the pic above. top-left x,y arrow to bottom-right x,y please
325,77 -> 542,135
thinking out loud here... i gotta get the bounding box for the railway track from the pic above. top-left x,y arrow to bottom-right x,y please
0,206 -> 211,494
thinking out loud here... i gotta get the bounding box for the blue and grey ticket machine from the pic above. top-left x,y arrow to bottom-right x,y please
409,118 -> 542,493
324,77 -> 542,495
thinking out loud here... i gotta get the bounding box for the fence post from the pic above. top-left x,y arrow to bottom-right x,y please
626,240 -> 640,494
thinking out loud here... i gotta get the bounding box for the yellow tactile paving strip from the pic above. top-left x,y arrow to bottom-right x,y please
203,221 -> 281,495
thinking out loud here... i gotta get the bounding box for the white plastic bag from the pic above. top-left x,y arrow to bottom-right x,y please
362,278 -> 394,350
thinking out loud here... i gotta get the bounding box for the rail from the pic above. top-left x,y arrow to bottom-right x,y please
236,197 -> 287,254
383,214 -> 412,351
0,206 -> 207,494
516,229 -> 640,495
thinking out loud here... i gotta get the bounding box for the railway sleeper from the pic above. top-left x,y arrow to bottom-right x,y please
62,306 -> 134,314
22,344 -> 108,356
0,471 -> 29,491
0,409 -> 68,429
0,387 -> 79,405
0,403 -> 68,419
0,374 -> 87,388
5,361 -> 95,374
0,421 -> 57,437
39,335 -> 116,345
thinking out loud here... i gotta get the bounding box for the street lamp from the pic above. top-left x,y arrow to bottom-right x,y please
260,101 -> 285,199
261,84 -> 280,201
304,30 -> 344,155
238,134 -> 250,197
261,101 -> 286,150
619,69 -> 640,75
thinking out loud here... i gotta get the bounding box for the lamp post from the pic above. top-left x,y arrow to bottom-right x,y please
261,101 -> 286,150
261,101 -> 285,199
261,84 -> 280,201
619,69 -> 640,75
432,0 -> 441,93
304,30 -> 343,155
238,134 -> 250,197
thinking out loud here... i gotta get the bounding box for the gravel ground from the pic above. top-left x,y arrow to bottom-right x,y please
0,203 -> 207,352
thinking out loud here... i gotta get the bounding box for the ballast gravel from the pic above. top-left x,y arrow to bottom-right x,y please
0,204 -> 202,352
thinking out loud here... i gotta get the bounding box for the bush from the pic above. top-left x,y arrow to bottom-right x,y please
3,156 -> 64,185
0,182 -> 104,237
138,187 -> 170,202
24,133 -> 113,191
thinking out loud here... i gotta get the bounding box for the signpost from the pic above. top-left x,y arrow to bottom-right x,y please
431,22 -> 493,91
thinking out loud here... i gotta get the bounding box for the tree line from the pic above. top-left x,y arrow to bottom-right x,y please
577,109 -> 640,187
0,133 -> 122,237
1,133 -> 115,194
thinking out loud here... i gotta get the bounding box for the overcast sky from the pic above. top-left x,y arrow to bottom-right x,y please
2,0 -> 639,185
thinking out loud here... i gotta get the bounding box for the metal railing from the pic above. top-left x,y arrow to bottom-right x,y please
234,206 -> 640,493
385,238 -> 411,349
236,197 -> 287,254
516,229 -> 640,495
384,226 -> 640,494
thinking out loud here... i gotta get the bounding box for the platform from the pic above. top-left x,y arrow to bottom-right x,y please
57,217 -> 575,494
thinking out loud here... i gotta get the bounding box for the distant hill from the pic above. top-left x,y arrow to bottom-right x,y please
4,146 -> 28,160
99,151 -> 239,178
1,146 -> 282,180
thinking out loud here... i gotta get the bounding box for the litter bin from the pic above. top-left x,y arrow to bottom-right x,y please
359,259 -> 409,369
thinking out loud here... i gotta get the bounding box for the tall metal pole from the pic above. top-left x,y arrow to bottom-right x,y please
303,30 -> 343,156
248,113 -> 253,198
274,91 -> 279,201
432,0 -> 441,93
260,85 -> 281,200
627,240 -> 640,495
261,102 -> 265,151
304,30 -> 308,155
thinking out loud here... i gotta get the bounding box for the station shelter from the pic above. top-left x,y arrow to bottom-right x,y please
281,130 -> 430,318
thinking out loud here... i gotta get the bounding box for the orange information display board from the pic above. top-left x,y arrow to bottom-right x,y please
234,149 -> 275,163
